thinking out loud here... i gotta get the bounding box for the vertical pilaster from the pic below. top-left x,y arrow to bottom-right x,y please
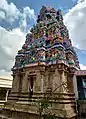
33,71 -> 41,92
44,70 -> 49,92
52,69 -> 61,93
73,75 -> 78,99
67,73 -> 74,93
40,72 -> 45,93
11,74 -> 20,92
59,70 -> 68,93
47,72 -> 52,92
22,72 -> 28,92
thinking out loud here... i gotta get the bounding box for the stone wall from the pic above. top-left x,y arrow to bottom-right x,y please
1,109 -> 38,119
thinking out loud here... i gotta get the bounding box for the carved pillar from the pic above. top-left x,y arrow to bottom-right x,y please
11,74 -> 20,93
31,75 -> 36,93
73,75 -> 78,99
40,71 -> 45,93
44,70 -> 49,92
59,70 -> 68,93
21,72 -> 28,92
67,67 -> 76,94
47,71 -> 52,92
67,73 -> 74,93
52,69 -> 61,93
33,71 -> 41,93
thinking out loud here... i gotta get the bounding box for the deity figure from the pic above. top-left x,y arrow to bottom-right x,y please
56,28 -> 61,37
61,50 -> 66,60
43,30 -> 46,37
34,32 -> 38,39
37,40 -> 42,48
40,29 -> 44,38
47,29 -> 52,41
52,26 -> 57,39
57,37 -> 63,44
53,38 -> 58,45
20,56 -> 26,66
37,50 -> 45,61
50,49 -> 55,63
46,51 -> 51,63
24,54 -> 29,64
54,49 -> 59,60
55,48 -> 65,60
58,51 -> 63,60
67,53 -> 75,65
50,40 -> 54,46
60,28 -> 65,37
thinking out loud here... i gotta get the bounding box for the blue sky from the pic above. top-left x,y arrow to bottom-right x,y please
0,0 -> 78,30
7,0 -> 77,13
0,0 -> 86,78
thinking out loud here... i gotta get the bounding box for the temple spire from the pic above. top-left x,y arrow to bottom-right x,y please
12,6 -> 80,71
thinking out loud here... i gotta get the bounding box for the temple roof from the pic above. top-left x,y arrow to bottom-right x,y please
12,6 -> 80,71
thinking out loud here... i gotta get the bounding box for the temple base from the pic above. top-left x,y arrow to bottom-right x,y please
0,92 -> 77,119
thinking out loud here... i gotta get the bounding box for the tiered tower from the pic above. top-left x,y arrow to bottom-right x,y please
4,6 -> 80,119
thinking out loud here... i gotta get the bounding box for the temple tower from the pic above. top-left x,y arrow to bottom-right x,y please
3,6 -> 80,119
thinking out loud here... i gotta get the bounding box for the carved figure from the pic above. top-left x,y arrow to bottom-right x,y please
67,53 -> 75,65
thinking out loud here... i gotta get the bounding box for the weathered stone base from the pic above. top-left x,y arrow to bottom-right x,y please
0,109 -> 76,119
0,109 -> 38,119
0,93 -> 77,119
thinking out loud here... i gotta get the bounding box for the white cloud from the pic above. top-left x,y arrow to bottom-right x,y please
23,7 -> 36,20
78,0 -> 85,3
0,0 -> 36,28
0,0 -> 20,23
0,11 -> 5,20
0,69 -> 12,79
80,64 -> 86,70
64,0 -> 86,50
0,27 -> 25,78
0,0 -> 36,78
19,7 -> 36,32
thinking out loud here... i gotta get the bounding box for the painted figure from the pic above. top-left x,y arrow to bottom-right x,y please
67,53 -> 75,65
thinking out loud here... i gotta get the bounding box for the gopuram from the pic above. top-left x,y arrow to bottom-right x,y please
1,6 -> 80,119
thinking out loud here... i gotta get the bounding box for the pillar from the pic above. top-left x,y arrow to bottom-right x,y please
67,73 -> 74,93
33,71 -> 41,92
40,72 -> 45,93
21,72 -> 28,92
56,70 -> 68,93
11,74 -> 20,93
52,69 -> 61,93
73,75 -> 78,99
43,70 -> 49,93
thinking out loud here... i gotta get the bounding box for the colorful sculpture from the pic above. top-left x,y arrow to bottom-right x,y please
12,6 -> 80,70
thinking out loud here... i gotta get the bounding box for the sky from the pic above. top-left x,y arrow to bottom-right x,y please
0,0 -> 86,79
